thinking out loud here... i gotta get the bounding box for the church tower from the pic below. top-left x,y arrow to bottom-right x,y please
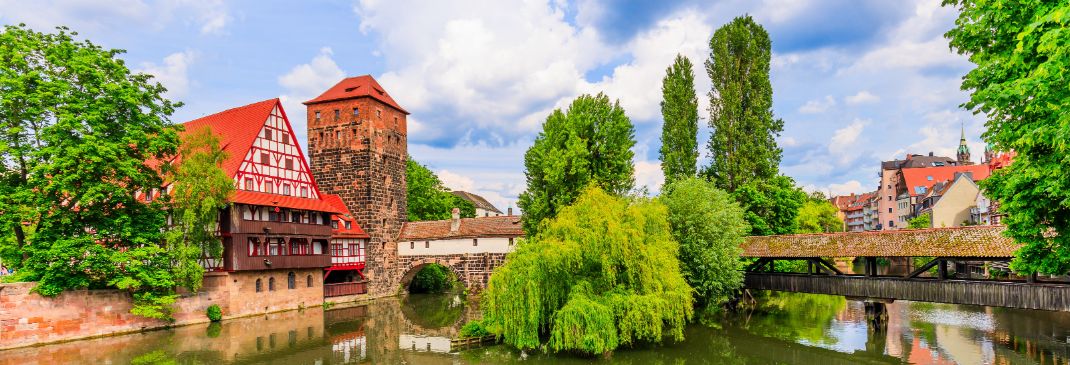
957,124 -> 971,164
305,75 -> 408,295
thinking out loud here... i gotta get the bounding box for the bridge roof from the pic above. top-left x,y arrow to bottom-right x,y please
742,226 -> 1019,258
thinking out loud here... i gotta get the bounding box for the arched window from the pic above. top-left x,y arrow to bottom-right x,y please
269,277 -> 276,291
255,278 -> 262,293
307,275 -> 313,287
287,272 -> 296,289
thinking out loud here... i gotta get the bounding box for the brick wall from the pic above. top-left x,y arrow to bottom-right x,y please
0,268 -> 324,350
307,97 -> 407,297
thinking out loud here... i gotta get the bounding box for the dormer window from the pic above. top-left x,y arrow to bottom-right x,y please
345,221 -> 351,229
331,220 -> 338,229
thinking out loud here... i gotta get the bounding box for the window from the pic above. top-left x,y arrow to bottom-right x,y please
145,188 -> 155,202
334,109 -> 340,120
264,129 -> 272,141
473,239 -> 478,246
282,133 -> 289,145
269,238 -> 284,255
509,238 -> 514,246
307,275 -> 313,288
888,208 -> 892,213
410,242 -> 414,249
352,107 -> 359,116
285,158 -> 294,170
261,153 -> 270,165
248,238 -> 262,256
283,184 -> 292,196
425,241 -> 429,248
887,196 -> 892,201
265,182 -> 274,194
889,220 -> 895,227
344,221 -> 351,229
376,109 -> 381,118
314,111 -> 320,121
243,206 -> 253,220
291,211 -> 301,223
287,272 -> 296,289
245,178 -> 254,190
887,184 -> 891,189
331,220 -> 339,229
256,279 -> 263,293
927,176 -> 934,181
269,277 -> 275,291
335,130 -> 341,140
301,187 -> 309,198
313,241 -> 324,254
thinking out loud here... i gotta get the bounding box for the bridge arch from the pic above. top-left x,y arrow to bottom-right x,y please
398,257 -> 467,292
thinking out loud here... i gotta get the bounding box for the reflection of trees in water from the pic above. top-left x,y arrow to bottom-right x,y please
736,291 -> 847,345
401,293 -> 465,329
904,301 -> 1070,364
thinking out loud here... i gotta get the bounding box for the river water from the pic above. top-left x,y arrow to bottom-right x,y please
3,291 -> 1069,364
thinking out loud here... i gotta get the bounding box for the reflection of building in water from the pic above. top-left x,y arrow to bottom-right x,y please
331,333 -> 367,363
399,334 -> 452,353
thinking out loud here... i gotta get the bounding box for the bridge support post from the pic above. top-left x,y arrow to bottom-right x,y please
863,301 -> 888,330
938,259 -> 948,280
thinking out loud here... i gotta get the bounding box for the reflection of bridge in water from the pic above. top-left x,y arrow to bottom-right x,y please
742,226 -> 1070,311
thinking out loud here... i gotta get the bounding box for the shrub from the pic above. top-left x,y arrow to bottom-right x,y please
459,320 -> 490,338
206,304 -> 222,322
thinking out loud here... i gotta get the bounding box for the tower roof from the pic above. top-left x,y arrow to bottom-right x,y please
303,75 -> 409,114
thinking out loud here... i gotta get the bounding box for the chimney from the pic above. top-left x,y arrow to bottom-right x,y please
507,207 -> 513,216
450,208 -> 460,232
929,151 -> 934,157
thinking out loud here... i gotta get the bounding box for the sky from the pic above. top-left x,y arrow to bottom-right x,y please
0,0 -> 986,212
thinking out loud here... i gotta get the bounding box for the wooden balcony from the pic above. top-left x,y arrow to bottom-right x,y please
231,219 -> 332,236
324,281 -> 367,297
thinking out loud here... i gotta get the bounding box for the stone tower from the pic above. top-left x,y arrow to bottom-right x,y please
957,123 -> 971,164
305,75 -> 408,295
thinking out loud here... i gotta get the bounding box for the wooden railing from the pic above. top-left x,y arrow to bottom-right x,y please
324,281 -> 367,297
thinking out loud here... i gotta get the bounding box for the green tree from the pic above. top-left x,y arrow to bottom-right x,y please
406,158 -> 475,221
659,54 -> 700,185
483,187 -> 693,355
408,263 -> 455,294
908,213 -> 931,229
163,126 -> 234,293
518,93 -> 636,236
660,177 -> 748,310
795,200 -> 845,234
944,0 -> 1070,275
733,175 -> 807,236
704,16 -> 784,193
0,25 -> 180,317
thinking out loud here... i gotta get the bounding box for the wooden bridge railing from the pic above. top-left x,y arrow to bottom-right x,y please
324,281 -> 367,297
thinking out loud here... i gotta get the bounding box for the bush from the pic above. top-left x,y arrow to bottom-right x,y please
409,264 -> 455,293
459,320 -> 490,338
206,304 -> 222,322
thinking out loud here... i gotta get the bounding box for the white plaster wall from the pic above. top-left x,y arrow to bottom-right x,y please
399,334 -> 451,353
398,237 -> 515,256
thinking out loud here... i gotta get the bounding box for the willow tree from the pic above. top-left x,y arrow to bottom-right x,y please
517,93 -> 636,236
482,187 -> 693,355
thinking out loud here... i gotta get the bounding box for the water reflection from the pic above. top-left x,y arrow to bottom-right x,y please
2,291 -> 1069,364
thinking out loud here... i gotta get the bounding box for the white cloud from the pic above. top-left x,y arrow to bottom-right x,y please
828,119 -> 867,164
826,180 -> 868,196
137,50 -> 196,100
845,90 -> 879,105
278,47 -> 346,153
410,141 -> 528,215
798,95 -> 836,114
634,159 -> 664,194
438,169 -> 475,192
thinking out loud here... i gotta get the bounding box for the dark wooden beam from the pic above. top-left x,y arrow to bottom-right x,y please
905,257 -> 940,279
816,258 -> 843,275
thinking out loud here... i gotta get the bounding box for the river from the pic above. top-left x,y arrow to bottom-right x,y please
2,291 -> 1069,364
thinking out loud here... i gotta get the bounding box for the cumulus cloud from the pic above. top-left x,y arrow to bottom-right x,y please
845,90 -> 879,105
137,50 -> 196,100
827,180 -> 868,196
277,47 -> 346,153
828,119 -> 866,158
798,95 -> 836,114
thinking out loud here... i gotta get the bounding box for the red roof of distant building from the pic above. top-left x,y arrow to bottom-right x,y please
988,151 -> 1016,171
398,216 -> 524,241
901,164 -> 990,197
303,75 -> 409,114
323,194 -> 369,238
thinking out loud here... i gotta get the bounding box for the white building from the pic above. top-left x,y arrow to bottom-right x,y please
397,208 -> 523,257
451,191 -> 505,217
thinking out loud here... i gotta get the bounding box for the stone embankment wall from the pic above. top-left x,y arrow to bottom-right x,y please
0,268 -> 324,350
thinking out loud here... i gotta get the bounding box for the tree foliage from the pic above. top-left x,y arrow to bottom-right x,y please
944,0 -> 1070,275
908,213 -> 932,229
0,24 -> 180,317
704,16 -> 784,193
732,175 -> 807,236
163,126 -> 233,293
660,177 -> 748,310
659,54 -> 700,186
518,93 -> 636,236
406,158 -> 475,221
408,263 -> 455,294
795,199 -> 845,234
483,187 -> 693,355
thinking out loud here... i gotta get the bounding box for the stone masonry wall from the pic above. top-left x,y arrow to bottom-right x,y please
393,253 -> 508,293
307,97 -> 407,298
0,268 -> 324,350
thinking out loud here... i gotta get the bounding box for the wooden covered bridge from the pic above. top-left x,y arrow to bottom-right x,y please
741,226 -> 1070,312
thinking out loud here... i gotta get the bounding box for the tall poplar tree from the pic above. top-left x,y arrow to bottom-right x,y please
518,93 -> 636,236
944,1 -> 1070,275
659,54 -> 700,185
704,15 -> 784,193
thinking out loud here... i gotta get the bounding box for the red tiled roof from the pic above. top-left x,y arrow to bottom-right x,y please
397,216 -> 524,241
232,190 -> 343,214
901,164 -> 990,197
742,225 -> 1018,258
323,194 -> 369,238
181,98 -> 279,177
303,75 -> 409,114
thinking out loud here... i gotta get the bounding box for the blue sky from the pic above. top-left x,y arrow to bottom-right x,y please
1,0 -> 984,211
